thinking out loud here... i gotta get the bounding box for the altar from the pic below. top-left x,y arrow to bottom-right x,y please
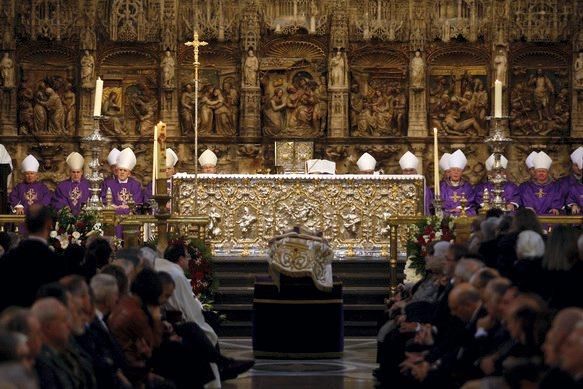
172,174 -> 425,258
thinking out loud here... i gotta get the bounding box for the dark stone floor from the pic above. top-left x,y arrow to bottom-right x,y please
220,338 -> 377,389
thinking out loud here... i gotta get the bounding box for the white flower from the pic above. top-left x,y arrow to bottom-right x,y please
49,231 -> 58,238
93,223 -> 102,230
72,231 -> 81,239
422,234 -> 429,242
54,222 -> 59,231
435,231 -> 442,240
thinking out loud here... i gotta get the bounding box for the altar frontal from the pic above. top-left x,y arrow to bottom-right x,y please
172,173 -> 425,257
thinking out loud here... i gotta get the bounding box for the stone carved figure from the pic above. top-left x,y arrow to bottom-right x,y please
212,88 -> 236,135
0,53 -> 15,89
33,87 -> 48,133
329,50 -> 346,87
494,49 -> 507,85
101,91 -> 124,135
263,88 -> 286,134
243,48 -> 259,87
179,84 -> 195,135
39,88 -> 65,133
80,50 -> 95,88
575,52 -> 583,87
410,50 -> 425,89
131,92 -> 156,135
18,85 -> 34,134
237,206 -> 256,235
196,84 -> 237,136
223,80 -> 239,131
160,51 -> 175,89
63,84 -> 76,134
199,85 -> 216,135
529,69 -> 555,121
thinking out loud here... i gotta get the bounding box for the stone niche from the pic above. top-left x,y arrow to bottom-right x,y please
509,44 -> 570,137
99,45 -> 160,139
427,45 -> 489,137
260,38 -> 328,138
349,46 -> 408,137
177,45 -> 240,138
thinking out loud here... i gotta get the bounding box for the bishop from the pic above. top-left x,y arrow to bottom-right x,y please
474,154 -> 519,212
9,155 -> 52,214
52,152 -> 91,215
517,151 -> 563,215
439,150 -> 476,216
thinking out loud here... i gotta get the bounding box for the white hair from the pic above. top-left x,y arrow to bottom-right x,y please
433,241 -> 450,260
516,230 -> 545,259
138,247 -> 158,269
480,217 -> 501,242
90,274 -> 118,304
455,259 -> 485,283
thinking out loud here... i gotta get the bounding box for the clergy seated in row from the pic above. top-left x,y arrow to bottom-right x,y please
517,151 -> 563,216
559,146 -> 583,203
143,147 -> 178,205
52,152 -> 90,215
566,151 -> 583,214
399,151 -> 434,215
103,147 -> 121,190
439,149 -> 476,216
8,154 -> 51,215
474,154 -> 519,212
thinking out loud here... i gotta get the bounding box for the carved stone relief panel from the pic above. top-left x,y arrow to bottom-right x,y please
349,0 -> 409,42
17,47 -> 77,136
509,46 -> 570,137
178,0 -> 240,43
99,47 -> 159,137
429,0 -> 488,43
178,46 -> 240,136
427,46 -> 489,137
260,38 -> 327,138
509,0 -> 573,42
262,0 -> 330,36
349,47 -> 408,137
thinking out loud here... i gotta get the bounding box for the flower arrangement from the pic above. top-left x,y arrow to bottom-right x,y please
49,207 -> 103,251
405,215 -> 456,282
184,238 -> 218,308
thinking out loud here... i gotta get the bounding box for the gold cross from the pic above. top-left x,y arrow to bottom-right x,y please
117,187 -> 131,205
535,188 -> 545,199
69,185 -> 82,206
24,188 -> 38,205
450,191 -> 461,202
184,31 -> 208,67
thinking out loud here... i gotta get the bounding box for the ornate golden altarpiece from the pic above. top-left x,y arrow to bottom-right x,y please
172,173 -> 425,257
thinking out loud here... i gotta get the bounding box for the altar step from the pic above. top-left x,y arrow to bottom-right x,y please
211,257 -> 405,337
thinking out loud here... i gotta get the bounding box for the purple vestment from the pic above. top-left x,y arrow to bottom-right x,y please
517,180 -> 563,215
8,182 -> 52,212
474,181 -> 519,209
439,180 -> 476,216
425,186 -> 434,215
52,178 -> 91,215
558,174 -> 581,206
142,179 -> 172,204
101,177 -> 143,237
567,182 -> 583,208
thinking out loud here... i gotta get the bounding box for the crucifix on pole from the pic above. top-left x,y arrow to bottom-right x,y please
185,31 -> 208,212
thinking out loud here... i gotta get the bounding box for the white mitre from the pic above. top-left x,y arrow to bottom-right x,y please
117,147 -> 137,171
0,144 -> 12,169
21,154 -> 39,173
525,151 -> 537,169
449,149 -> 467,170
485,154 -> 508,171
399,151 -> 419,171
533,151 -> 552,170
439,153 -> 451,171
166,148 -> 178,168
357,152 -> 376,172
107,148 -> 121,166
570,147 -> 583,169
199,149 -> 218,167
66,152 -> 84,170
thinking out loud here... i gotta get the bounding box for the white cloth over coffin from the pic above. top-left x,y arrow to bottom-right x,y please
267,228 -> 334,292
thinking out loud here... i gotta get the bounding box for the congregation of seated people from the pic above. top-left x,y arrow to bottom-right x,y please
375,207 -> 583,388
0,205 -> 253,388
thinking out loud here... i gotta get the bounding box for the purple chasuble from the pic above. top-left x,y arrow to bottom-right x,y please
425,186 -> 434,215
101,177 -> 143,238
474,181 -> 519,208
9,182 -> 52,212
517,180 -> 563,215
558,174 -> 581,206
439,180 -> 476,216
567,182 -> 583,208
52,178 -> 91,215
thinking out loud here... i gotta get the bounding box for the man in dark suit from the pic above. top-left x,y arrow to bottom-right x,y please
0,205 -> 65,311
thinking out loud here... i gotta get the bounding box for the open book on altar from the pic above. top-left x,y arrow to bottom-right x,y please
305,159 -> 336,175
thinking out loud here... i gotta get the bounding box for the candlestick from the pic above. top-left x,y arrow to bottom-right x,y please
433,127 -> 440,197
494,79 -> 502,118
93,77 -> 103,117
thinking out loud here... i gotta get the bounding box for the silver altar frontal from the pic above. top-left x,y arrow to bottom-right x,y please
172,173 -> 425,258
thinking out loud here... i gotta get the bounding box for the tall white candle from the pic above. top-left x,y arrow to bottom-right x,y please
494,79 -> 502,118
93,77 -> 103,117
